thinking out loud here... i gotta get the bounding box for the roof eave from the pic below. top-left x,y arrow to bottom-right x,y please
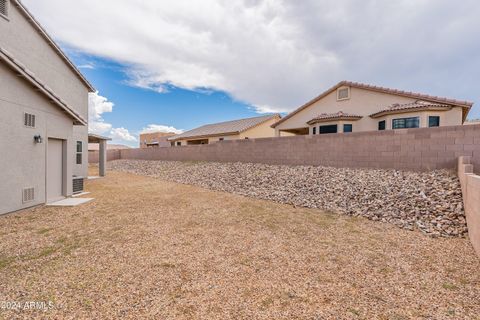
369,106 -> 454,118
13,0 -> 96,92
307,116 -> 362,125
168,131 -> 240,141
0,50 -> 87,125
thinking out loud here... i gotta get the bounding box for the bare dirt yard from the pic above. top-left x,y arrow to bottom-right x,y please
0,169 -> 479,319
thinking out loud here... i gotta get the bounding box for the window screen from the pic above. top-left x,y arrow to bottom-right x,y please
0,0 -> 8,17
76,141 -> 82,164
378,120 -> 386,131
337,88 -> 350,100
392,117 -> 419,129
319,125 -> 338,134
428,116 -> 440,127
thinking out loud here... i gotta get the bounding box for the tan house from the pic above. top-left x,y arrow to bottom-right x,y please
0,0 -> 94,214
139,132 -> 176,148
272,81 -> 473,136
168,114 -> 281,146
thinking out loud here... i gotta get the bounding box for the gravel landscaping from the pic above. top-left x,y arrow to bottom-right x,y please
0,170 -> 479,319
109,160 -> 467,238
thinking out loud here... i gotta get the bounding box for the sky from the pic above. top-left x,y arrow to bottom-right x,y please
23,0 -> 480,147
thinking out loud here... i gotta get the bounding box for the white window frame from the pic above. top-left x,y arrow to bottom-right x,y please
76,141 -> 83,165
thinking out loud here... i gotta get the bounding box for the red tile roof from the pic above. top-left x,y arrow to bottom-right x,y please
370,100 -> 453,118
307,111 -> 362,124
272,81 -> 473,127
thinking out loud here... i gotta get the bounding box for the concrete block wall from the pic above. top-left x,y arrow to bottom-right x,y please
458,156 -> 480,257
88,150 -> 121,164
120,124 -> 480,171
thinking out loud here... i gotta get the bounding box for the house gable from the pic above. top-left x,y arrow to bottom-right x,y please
273,81 -> 473,129
0,1 -> 93,120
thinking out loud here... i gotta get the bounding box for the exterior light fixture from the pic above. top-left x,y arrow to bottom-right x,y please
34,135 -> 43,144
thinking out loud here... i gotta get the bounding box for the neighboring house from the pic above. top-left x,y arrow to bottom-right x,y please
139,132 -> 176,148
0,0 -> 94,214
465,119 -> 480,126
272,81 -> 473,136
168,114 -> 281,146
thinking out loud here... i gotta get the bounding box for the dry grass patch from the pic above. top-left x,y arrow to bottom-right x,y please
0,169 -> 478,319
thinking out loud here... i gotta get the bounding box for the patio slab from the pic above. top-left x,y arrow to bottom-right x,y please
47,198 -> 94,207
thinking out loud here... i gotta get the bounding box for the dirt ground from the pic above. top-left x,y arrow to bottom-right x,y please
0,169 -> 479,319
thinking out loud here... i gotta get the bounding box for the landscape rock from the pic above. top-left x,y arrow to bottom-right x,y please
108,160 -> 468,237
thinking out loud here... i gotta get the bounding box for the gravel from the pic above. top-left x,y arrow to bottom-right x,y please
108,160 -> 467,238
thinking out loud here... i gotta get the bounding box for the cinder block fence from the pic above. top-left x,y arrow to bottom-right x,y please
119,124 -> 480,171
88,150 -> 121,164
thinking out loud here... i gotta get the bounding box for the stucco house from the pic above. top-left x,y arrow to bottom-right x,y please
168,114 -> 281,146
0,0 -> 94,214
272,81 -> 473,136
139,132 -> 176,148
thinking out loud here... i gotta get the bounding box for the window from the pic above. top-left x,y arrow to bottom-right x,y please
312,127 -> 316,135
176,141 -> 181,146
378,120 -> 386,131
429,116 -> 440,127
219,138 -> 224,141
392,117 -> 420,129
76,141 -> 82,165
343,124 -> 352,133
0,0 -> 8,18
319,124 -> 338,134
24,113 -> 36,128
337,87 -> 350,101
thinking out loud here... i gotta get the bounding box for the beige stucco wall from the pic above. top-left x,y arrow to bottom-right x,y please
275,86 -> 464,135
239,116 -> 280,139
0,62 -> 75,214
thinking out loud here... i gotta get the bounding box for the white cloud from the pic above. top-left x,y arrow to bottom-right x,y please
24,0 -> 480,116
78,64 -> 95,70
110,127 -> 138,142
140,124 -> 183,134
88,91 -> 114,135
88,92 -> 138,145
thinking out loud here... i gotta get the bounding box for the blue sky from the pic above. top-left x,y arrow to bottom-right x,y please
23,0 -> 480,147
67,49 -> 264,146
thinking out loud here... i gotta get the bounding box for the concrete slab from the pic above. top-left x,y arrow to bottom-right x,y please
72,192 -> 91,198
47,198 -> 94,207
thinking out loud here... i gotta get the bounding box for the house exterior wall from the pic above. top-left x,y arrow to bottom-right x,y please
0,62 -> 75,215
275,86 -> 464,135
139,132 -> 175,148
0,1 -> 90,214
0,2 -> 89,119
239,116 -> 280,139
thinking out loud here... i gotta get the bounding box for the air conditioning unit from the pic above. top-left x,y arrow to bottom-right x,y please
72,177 -> 84,194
